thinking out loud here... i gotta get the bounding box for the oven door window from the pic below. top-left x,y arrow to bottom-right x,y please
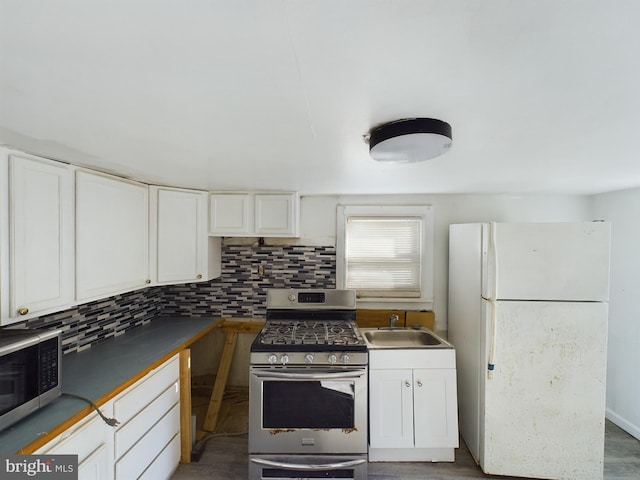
263,380 -> 355,429
0,344 -> 39,416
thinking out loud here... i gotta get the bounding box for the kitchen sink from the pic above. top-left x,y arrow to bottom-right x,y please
361,327 -> 453,349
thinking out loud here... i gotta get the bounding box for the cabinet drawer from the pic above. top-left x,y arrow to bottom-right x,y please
114,356 -> 179,425
36,410 -> 111,463
369,348 -> 455,370
115,383 -> 179,458
115,403 -> 180,479
139,432 -> 181,480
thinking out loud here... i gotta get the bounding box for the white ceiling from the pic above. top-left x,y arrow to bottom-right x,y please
2,0 -> 640,196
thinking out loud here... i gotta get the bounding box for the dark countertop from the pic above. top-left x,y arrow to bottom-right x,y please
0,316 -> 221,454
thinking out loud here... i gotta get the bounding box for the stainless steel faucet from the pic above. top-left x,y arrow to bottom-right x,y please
389,314 -> 399,328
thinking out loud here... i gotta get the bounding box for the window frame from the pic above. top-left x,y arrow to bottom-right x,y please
336,205 -> 434,310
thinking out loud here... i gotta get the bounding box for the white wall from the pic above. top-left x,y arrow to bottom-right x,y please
591,187 -> 640,439
298,194 -> 592,330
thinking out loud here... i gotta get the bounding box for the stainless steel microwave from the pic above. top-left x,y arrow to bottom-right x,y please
0,329 -> 61,431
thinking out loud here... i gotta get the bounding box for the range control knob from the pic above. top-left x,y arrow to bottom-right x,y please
288,294 -> 296,302
268,354 -> 278,365
340,354 -> 350,365
328,354 -> 337,365
304,354 -> 314,364
281,354 -> 290,366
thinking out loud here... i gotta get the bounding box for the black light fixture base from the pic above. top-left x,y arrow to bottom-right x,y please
368,118 -> 452,163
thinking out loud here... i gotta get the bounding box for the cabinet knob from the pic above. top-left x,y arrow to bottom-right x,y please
145,279 -> 151,284
197,274 -> 203,279
405,381 -> 411,388
416,380 -> 423,388
18,307 -> 29,316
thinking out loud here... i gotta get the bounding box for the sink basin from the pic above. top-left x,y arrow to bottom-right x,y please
362,327 -> 453,349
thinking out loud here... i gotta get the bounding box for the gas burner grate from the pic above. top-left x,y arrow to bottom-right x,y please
257,320 -> 364,347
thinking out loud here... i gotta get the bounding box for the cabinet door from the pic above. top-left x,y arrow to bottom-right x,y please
369,369 -> 414,448
6,155 -> 73,323
77,443 -> 111,480
209,193 -> 250,235
413,368 -> 459,448
254,193 -> 298,236
76,171 -> 149,301
155,188 -> 207,284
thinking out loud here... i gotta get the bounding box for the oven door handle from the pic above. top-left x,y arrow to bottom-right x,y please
252,369 -> 366,380
250,457 -> 367,471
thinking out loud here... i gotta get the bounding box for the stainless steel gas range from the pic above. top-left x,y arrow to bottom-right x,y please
249,289 -> 368,480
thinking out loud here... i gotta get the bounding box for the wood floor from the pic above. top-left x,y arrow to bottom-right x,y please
171,389 -> 640,480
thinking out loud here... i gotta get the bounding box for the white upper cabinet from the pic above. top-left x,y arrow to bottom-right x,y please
1,147 -> 230,325
76,171 -> 150,302
209,192 -> 299,237
209,193 -> 251,235
150,186 -> 221,285
1,153 -> 74,325
254,193 -> 298,236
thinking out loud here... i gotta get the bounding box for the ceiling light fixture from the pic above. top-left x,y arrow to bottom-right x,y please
367,118 -> 452,164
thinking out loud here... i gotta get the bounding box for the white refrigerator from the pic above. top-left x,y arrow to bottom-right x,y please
448,222 -> 611,480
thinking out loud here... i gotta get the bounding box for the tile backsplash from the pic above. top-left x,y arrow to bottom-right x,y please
162,245 -> 336,318
11,288 -> 164,354
9,245 -> 336,354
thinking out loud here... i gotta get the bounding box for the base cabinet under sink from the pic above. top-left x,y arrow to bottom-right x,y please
368,348 -> 459,462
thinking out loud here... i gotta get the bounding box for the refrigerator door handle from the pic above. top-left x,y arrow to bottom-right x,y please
487,222 -> 498,379
489,221 -> 498,300
488,299 -> 496,379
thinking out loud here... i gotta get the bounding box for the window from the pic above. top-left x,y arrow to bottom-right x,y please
337,205 -> 434,308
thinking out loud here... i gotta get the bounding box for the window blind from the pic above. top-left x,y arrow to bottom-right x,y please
344,216 -> 423,298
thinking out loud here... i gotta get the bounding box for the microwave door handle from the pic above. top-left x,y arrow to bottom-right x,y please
252,370 -> 366,380
250,457 -> 367,470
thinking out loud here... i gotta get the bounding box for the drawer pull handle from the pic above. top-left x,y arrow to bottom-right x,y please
18,307 -> 29,315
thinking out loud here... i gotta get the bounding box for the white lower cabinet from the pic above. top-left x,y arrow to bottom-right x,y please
113,354 -> 181,480
368,349 -> 459,462
35,354 -> 181,480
